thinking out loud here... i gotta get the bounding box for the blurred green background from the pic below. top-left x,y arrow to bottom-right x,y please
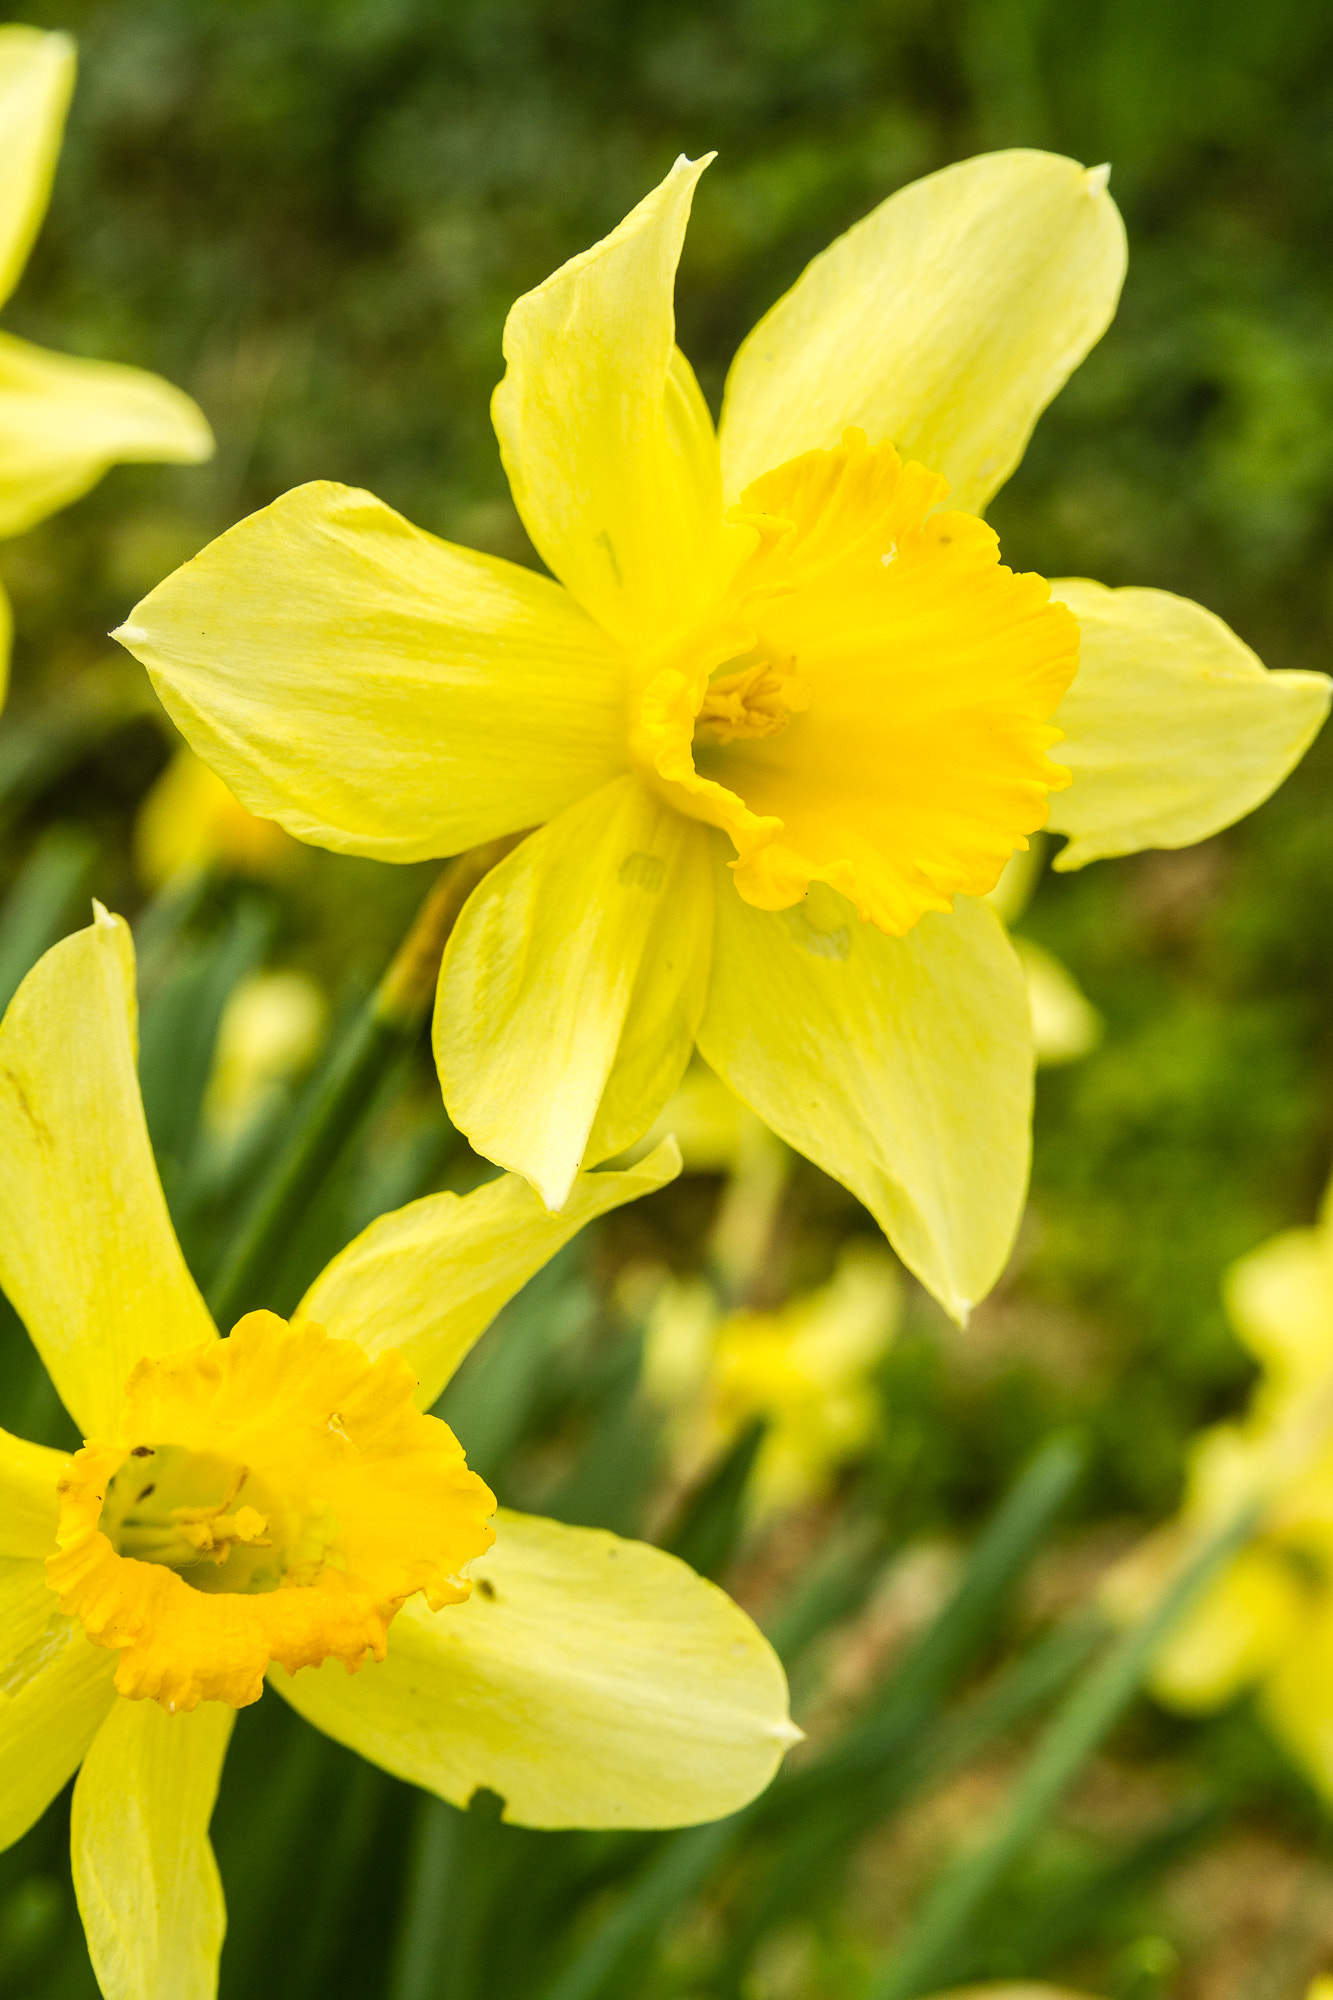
2,1 -> 1333,1996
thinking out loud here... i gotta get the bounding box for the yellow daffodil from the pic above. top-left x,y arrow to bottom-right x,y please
1107,1169 -> 1333,1799
113,151 -> 1329,1322
0,913 -> 796,2000
644,1244 -> 900,1520
202,968 -> 327,1143
0,27 -> 213,695
135,746 -> 298,890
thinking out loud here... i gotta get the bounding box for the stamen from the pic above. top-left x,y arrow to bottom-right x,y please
695,661 -> 810,746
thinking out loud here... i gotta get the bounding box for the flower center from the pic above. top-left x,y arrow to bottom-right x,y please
694,657 -> 810,747
98,1445 -> 282,1593
633,428 -> 1080,937
47,1311 -> 495,1711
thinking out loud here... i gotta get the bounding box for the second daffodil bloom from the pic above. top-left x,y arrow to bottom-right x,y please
0,26 -> 213,693
113,151 -> 1330,1321
0,914 -> 796,2000
1107,1169 -> 1333,1801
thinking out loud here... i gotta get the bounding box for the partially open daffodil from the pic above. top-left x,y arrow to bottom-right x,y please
0,26 -> 213,696
1107,1169 -> 1333,1800
0,914 -> 795,2000
113,150 -> 1329,1321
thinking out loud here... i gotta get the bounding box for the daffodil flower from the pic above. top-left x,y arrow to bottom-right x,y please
1107,1170 -> 1333,1799
114,150 -> 1330,1320
0,913 -> 796,2000
0,27 -> 213,696
643,1243 -> 900,1520
134,745 -> 298,890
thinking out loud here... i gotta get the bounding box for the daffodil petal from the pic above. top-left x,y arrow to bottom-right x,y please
696,859 -> 1032,1321
72,1697 -> 233,2000
492,155 -> 727,646
436,775 -> 713,1209
0,910 -> 215,1435
0,26 -> 74,310
719,149 -> 1126,515
1150,1546 -> 1307,1710
115,481 -> 628,860
298,1140 -> 683,1409
0,1591 -> 116,1851
1048,581 -> 1331,869
0,1425 -> 64,1557
274,1508 -> 797,1829
0,330 -> 213,541
582,839 -> 715,1167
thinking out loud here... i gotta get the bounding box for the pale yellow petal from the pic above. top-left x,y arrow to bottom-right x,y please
0,1565 -> 116,1850
492,156 -> 728,645
1224,1225 -> 1333,1393
582,835 -> 715,1167
719,150 -> 1126,513
436,775 -> 712,1209
0,27 -> 74,309
0,331 -> 213,540
1048,581 -> 1330,869
1150,1546 -> 1307,1710
696,861 -> 1032,1321
0,910 -> 215,1435
274,1509 -> 797,1829
115,481 -> 628,860
0,1425 -> 64,1557
72,1697 -> 233,2000
298,1140 -> 682,1410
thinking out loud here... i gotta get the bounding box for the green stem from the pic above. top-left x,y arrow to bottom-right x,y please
866,1501 -> 1261,2000
535,1435 -> 1084,2000
205,839 -> 513,1328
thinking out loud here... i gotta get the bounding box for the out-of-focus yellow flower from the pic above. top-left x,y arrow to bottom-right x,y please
1107,1171 -> 1333,1798
923,1988 -> 1106,2000
987,840 -> 1102,1067
644,1243 -> 900,1520
0,27 -> 213,697
1306,1977 -> 1333,2000
203,968 -> 326,1143
135,746 -> 297,890
116,151 -> 1328,1323
638,1053 -> 773,1175
0,914 -> 796,2000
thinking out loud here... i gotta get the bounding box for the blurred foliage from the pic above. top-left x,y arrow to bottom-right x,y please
2,0 -> 1333,1995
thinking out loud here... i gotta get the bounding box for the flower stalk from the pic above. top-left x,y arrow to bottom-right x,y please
866,1496 -> 1264,2000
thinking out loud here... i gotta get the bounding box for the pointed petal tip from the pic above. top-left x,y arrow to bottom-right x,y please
1086,162 -> 1112,194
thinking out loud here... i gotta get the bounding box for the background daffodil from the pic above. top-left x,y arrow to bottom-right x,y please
1108,1166 -> 1333,1802
0,912 -> 796,2000
0,25 -> 213,699
112,149 -> 1330,1323
643,1242 -> 901,1522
